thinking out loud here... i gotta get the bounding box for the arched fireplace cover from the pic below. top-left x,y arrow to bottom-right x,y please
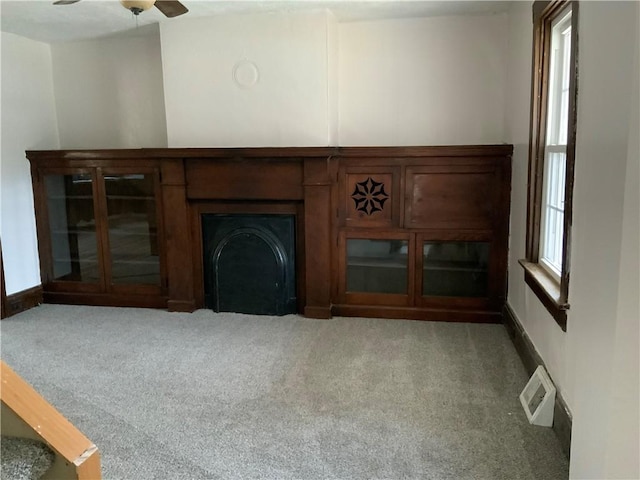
202,214 -> 296,315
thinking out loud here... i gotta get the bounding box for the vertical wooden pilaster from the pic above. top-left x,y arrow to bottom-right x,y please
303,157 -> 333,318
160,159 -> 196,312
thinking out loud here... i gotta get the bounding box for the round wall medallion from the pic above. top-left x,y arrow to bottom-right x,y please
232,60 -> 259,89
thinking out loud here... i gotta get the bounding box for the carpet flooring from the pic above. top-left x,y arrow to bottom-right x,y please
0,305 -> 569,479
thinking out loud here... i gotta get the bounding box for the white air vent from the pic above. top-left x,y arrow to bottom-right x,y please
520,365 -> 556,427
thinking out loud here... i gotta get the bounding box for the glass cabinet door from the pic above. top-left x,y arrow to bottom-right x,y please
421,241 -> 490,298
103,173 -> 160,286
44,173 -> 100,283
346,238 -> 408,294
340,233 -> 413,306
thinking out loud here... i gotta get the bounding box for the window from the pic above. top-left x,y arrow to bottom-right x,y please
520,1 -> 578,331
540,10 -> 571,281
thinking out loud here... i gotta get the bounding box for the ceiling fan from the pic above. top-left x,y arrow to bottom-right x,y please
53,0 -> 188,18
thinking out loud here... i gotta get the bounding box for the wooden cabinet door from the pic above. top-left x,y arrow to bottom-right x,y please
36,168 -> 104,293
338,231 -> 414,306
99,167 -> 165,296
415,233 -> 491,310
405,164 -> 500,230
34,166 -> 166,298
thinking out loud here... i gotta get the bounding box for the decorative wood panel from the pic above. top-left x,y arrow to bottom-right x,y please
405,165 -> 498,230
340,166 -> 400,228
186,159 -> 304,200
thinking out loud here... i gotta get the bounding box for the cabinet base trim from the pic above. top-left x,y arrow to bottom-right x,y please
167,300 -> 197,313
2,285 -> 43,319
43,292 -> 167,310
304,305 -> 332,319
332,304 -> 501,323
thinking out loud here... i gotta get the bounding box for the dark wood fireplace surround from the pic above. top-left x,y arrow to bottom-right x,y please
27,145 -> 512,323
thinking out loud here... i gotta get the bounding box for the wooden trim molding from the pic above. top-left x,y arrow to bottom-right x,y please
25,145 -> 512,161
304,305 -> 332,319
1,361 -> 102,479
3,285 -> 43,319
519,260 -> 568,331
502,303 -> 572,459
333,304 -> 501,323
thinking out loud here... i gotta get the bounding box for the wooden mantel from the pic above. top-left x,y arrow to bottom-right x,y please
27,145 -> 513,322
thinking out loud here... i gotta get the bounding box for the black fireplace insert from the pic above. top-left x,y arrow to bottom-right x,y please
202,214 -> 296,315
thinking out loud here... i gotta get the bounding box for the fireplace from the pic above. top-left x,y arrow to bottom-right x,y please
202,214 -> 297,315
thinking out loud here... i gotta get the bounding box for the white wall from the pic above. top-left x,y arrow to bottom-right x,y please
51,25 -> 167,149
327,11 -> 339,145
338,14 -> 507,145
505,2 -> 640,478
605,23 -> 639,470
1,32 -> 59,294
604,35 -> 639,475
160,11 -> 333,147
568,2 -> 639,477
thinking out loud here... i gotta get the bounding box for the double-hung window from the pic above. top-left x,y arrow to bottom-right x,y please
521,1 -> 578,331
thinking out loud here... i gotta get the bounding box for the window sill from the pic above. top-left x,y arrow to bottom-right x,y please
519,259 -> 568,331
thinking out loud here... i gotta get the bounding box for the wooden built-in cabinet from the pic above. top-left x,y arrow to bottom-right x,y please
29,157 -> 169,308
332,146 -> 512,322
28,145 -> 512,322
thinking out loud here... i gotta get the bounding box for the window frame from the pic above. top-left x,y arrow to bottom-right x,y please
520,0 -> 579,331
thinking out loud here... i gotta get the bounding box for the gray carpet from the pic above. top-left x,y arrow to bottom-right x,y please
1,436 -> 55,480
0,305 -> 569,479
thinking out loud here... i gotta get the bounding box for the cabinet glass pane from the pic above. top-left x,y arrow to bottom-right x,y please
45,174 -> 100,282
423,242 -> 489,297
105,174 -> 159,285
347,239 -> 408,294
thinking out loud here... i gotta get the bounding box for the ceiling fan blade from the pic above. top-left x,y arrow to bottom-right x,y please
154,1 -> 188,18
53,0 -> 82,4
